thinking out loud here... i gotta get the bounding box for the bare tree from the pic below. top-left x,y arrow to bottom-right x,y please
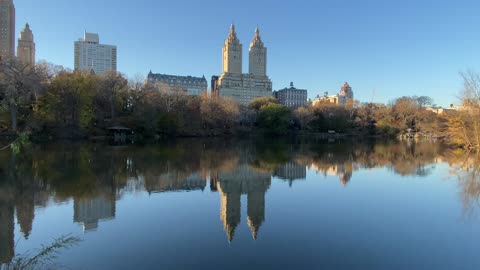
444,71 -> 480,149
461,70 -> 480,107
413,96 -> 434,108
0,59 -> 44,132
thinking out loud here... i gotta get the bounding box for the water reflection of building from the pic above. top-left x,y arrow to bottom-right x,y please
145,172 -> 206,193
0,200 -> 14,264
74,195 -> 116,232
216,164 -> 271,242
274,162 -> 307,186
15,194 -> 35,239
310,163 -> 353,186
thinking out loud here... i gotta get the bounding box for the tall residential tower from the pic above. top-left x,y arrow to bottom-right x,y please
222,24 -> 242,74
17,23 -> 35,66
0,0 -> 15,60
217,25 -> 272,105
249,27 -> 266,77
74,32 -> 117,74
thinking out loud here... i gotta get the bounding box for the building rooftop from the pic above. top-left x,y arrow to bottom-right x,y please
81,32 -> 99,43
147,71 -> 207,83
276,82 -> 307,92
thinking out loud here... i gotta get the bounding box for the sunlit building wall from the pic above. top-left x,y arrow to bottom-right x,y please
147,71 -> 208,96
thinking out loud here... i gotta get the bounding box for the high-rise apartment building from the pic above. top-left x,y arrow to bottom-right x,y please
17,23 -> 35,66
216,25 -> 272,105
0,0 -> 15,61
74,32 -> 117,74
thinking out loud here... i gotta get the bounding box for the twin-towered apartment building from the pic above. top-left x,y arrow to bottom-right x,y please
211,25 -> 273,105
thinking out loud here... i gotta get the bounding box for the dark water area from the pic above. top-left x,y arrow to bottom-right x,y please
0,139 -> 479,269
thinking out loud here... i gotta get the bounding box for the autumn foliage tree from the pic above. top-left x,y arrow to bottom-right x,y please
36,71 -> 97,137
443,71 -> 480,149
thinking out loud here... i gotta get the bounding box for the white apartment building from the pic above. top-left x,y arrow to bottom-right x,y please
74,32 -> 117,74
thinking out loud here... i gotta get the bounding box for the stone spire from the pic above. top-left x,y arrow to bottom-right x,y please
250,26 -> 264,48
226,23 -> 240,44
19,23 -> 33,42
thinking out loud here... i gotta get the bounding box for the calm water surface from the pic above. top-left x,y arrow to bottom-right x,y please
0,139 -> 479,269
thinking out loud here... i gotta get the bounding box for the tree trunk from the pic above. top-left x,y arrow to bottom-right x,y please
110,94 -> 115,123
10,103 -> 17,132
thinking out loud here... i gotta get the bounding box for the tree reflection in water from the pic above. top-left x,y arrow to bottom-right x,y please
444,149 -> 480,217
0,139 -> 479,264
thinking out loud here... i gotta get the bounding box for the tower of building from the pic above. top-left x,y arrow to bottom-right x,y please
17,23 -> 35,66
249,27 -> 267,77
222,24 -> 242,74
0,0 -> 15,60
15,190 -> 35,239
247,190 -> 265,240
340,82 -> 354,100
218,184 -> 241,243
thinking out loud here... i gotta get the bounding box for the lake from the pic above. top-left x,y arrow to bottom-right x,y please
0,139 -> 479,270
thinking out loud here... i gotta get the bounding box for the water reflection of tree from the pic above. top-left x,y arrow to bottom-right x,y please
294,140 -> 444,180
0,140 -> 451,207
444,149 -> 480,217
2,139 -> 480,254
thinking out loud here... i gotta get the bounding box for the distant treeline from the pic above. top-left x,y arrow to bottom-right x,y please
0,59 -> 479,149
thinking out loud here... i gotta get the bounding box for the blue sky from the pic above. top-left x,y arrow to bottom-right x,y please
13,0 -> 480,106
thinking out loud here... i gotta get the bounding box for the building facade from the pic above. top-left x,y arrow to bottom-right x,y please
74,32 -> 117,74
17,23 -> 35,66
340,82 -> 354,101
274,82 -> 308,109
73,194 -> 116,232
313,82 -> 354,106
216,25 -> 272,105
0,0 -> 15,61
211,75 -> 219,96
216,163 -> 271,242
274,162 -> 307,187
147,71 -> 207,96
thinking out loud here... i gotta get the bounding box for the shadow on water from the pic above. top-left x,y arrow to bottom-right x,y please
0,138 -> 479,266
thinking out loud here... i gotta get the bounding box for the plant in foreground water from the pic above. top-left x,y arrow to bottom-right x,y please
2,236 -> 81,270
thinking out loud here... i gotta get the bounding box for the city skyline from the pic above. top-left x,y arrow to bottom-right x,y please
11,0 -> 480,106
